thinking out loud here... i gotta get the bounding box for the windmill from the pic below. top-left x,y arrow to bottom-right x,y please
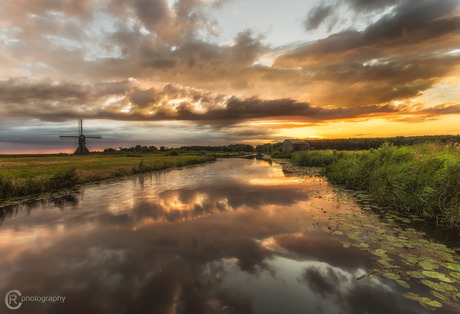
59,119 -> 102,154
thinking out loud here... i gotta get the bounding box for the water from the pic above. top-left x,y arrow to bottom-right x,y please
0,158 -> 459,313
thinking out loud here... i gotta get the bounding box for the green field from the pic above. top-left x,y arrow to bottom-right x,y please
290,143 -> 460,226
0,153 -> 216,199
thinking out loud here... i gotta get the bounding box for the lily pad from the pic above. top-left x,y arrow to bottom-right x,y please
406,271 -> 425,279
449,272 -> 460,280
418,239 -> 430,244
421,280 -> 458,293
377,259 -> 399,269
383,272 -> 400,280
445,263 -> 460,272
430,243 -> 456,254
418,260 -> 439,270
373,249 -> 387,257
419,298 -> 443,309
403,292 -> 420,301
396,280 -> 410,289
430,290 -> 449,302
403,292 -> 443,309
422,271 -> 456,283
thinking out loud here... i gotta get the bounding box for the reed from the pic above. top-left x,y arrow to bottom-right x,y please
324,143 -> 460,225
291,150 -> 338,167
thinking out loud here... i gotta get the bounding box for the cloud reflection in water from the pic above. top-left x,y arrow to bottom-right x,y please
0,159 -> 433,313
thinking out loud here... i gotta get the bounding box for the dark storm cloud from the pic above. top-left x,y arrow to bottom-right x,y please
280,0 -> 460,62
3,78 -> 458,125
0,79 -> 87,103
304,4 -> 334,30
347,0 -> 398,12
276,0 -> 460,106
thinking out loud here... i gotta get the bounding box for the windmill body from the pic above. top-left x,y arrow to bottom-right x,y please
60,120 -> 102,154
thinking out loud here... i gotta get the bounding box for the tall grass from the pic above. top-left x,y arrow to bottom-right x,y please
323,143 -> 460,225
0,169 -> 78,199
291,150 -> 339,167
1,155 -> 216,200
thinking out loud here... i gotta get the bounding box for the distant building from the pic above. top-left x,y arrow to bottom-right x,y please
282,139 -> 309,153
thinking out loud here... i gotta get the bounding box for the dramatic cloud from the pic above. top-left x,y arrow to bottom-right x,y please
304,5 -> 334,30
0,0 -> 459,151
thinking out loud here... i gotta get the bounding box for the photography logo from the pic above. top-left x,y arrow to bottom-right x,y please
5,289 -> 66,310
5,290 -> 22,310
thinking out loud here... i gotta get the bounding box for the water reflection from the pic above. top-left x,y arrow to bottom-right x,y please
0,159 -> 457,313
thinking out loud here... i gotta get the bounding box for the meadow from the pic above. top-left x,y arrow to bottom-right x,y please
290,143 -> 460,226
0,152 -> 216,199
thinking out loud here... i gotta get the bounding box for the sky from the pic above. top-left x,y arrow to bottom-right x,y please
0,0 -> 459,153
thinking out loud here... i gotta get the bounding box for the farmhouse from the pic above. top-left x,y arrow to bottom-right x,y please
282,139 -> 309,153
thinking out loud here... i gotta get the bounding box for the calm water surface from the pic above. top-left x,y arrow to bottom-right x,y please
1,158 -> 459,313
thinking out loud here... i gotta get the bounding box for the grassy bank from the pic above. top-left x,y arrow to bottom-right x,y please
0,153 -> 216,199
291,144 -> 460,226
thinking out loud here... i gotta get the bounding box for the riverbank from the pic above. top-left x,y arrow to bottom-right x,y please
289,143 -> 460,227
0,153 -> 216,200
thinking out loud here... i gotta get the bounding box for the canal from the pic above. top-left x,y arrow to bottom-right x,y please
0,158 -> 459,313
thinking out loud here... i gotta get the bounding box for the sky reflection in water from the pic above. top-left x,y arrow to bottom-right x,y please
0,159 -> 452,313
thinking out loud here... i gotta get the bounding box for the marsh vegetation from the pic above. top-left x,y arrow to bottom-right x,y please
290,143 -> 460,226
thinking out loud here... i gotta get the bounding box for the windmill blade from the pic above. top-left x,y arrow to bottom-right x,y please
86,136 -> 102,139
59,136 -> 79,139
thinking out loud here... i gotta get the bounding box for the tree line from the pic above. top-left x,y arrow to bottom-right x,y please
103,143 -> 255,153
255,135 -> 460,153
102,135 -> 459,154
305,135 -> 460,150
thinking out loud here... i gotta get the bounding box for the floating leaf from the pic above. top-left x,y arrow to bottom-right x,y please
402,293 -> 443,308
383,272 -> 400,280
419,298 -> 443,309
430,243 -> 456,254
430,290 -> 449,302
386,235 -> 399,242
421,280 -> 458,293
406,271 -> 425,279
396,280 -> 410,289
445,263 -> 460,272
378,259 -> 399,269
332,231 -> 343,236
403,292 -> 420,301
394,241 -> 415,249
418,260 -> 439,270
373,249 -> 387,257
449,272 -> 460,280
422,271 -> 456,283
